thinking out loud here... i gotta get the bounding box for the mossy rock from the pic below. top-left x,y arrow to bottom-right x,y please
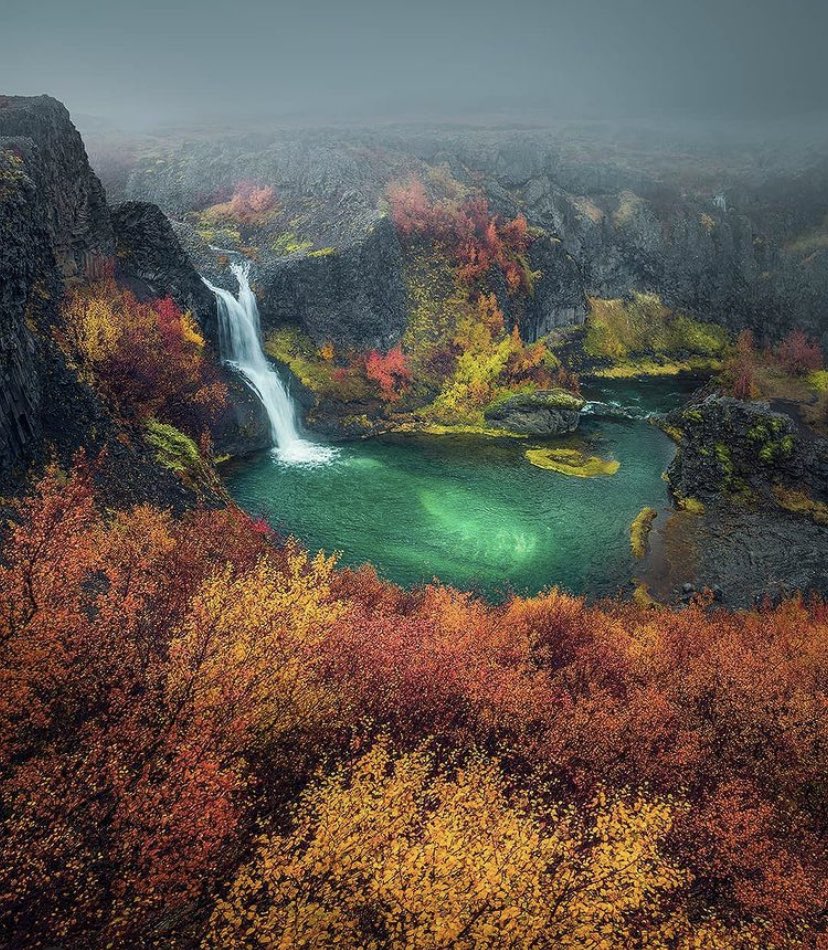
630,507 -> 658,559
526,447 -> 620,478
143,419 -> 220,498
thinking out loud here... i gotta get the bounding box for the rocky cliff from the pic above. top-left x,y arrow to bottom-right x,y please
0,146 -> 52,474
0,95 -> 113,279
257,213 -> 407,349
0,95 -> 266,494
112,124 -> 828,352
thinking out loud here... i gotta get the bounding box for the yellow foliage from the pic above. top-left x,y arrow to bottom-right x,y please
676,496 -> 706,515
168,547 -> 344,746
180,311 -> 205,348
60,292 -> 121,370
206,741 -> 696,949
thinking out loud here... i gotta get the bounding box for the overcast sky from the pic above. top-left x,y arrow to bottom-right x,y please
1,0 -> 827,129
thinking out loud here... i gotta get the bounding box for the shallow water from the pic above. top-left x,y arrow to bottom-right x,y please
225,377 -> 699,599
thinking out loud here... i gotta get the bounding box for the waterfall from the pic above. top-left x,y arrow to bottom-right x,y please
203,262 -> 335,465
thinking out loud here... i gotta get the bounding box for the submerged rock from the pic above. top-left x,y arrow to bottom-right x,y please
525,447 -> 620,478
484,389 -> 584,436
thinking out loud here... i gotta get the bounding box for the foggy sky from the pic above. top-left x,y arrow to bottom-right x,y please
1,0 -> 827,130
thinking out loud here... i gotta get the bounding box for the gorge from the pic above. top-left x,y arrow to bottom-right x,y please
3,0 -> 828,939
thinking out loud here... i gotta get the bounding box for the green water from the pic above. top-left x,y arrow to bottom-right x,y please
225,377 -> 699,599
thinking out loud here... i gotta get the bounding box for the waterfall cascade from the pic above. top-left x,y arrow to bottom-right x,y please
204,262 -> 335,465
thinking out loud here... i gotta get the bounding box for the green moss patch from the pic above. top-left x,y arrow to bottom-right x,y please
584,293 -> 728,377
630,507 -> 658,559
143,419 -> 219,497
526,447 -> 620,478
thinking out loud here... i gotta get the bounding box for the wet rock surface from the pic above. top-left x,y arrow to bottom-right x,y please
648,505 -> 828,607
643,393 -> 828,606
484,389 -> 584,436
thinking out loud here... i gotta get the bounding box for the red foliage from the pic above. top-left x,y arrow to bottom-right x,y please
61,280 -> 228,439
777,329 -> 823,375
387,176 -> 532,293
2,462 -> 828,943
228,179 -> 277,219
0,462 -> 271,944
364,345 -> 412,402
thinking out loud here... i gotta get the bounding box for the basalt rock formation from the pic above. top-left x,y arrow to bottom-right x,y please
257,213 -> 407,350
649,395 -> 828,606
0,146 -> 52,474
111,200 -> 217,329
0,95 -> 267,495
666,395 -> 828,504
111,124 -> 828,353
0,95 -> 113,279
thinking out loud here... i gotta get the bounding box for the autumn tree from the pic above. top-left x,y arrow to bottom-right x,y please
56,279 -> 227,438
206,741 -> 708,949
364,345 -> 412,402
777,328 -> 823,375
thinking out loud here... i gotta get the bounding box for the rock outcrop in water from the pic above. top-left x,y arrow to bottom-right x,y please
666,395 -> 828,504
649,395 -> 828,606
484,389 -> 584,436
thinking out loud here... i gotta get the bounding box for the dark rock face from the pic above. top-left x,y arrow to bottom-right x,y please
520,234 -> 586,341
667,395 -> 828,504
257,214 -> 407,349
0,148 -> 52,473
111,200 -> 217,330
0,95 -> 267,487
646,395 -> 828,606
110,202 -> 271,457
0,95 -> 113,278
484,389 -> 584,436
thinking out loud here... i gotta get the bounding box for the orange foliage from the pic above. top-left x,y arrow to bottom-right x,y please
726,329 -> 759,400
364,345 -> 412,402
1,463 -> 827,945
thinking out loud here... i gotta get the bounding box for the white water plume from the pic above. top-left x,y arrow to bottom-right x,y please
203,262 -> 336,466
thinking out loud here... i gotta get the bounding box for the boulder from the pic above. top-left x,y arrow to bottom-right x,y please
484,389 -> 584,436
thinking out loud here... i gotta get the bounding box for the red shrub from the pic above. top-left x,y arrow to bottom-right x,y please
777,329 -> 823,375
364,345 -> 412,402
